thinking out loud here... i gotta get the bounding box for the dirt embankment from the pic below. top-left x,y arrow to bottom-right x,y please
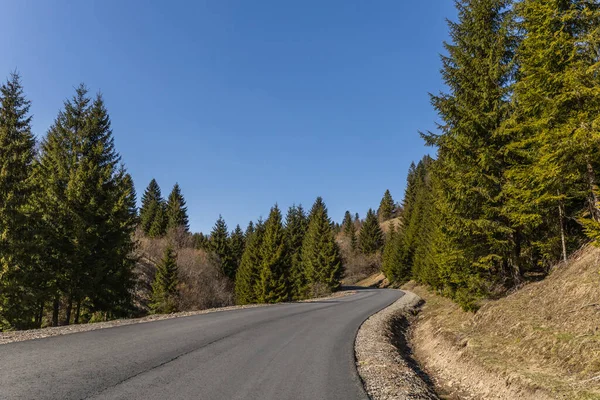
405,245 -> 600,400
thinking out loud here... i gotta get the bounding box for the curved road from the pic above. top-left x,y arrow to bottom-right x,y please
0,289 -> 402,400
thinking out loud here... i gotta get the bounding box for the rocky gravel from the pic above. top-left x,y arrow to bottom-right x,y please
355,290 -> 439,400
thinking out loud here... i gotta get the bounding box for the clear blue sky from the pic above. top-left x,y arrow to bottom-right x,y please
0,0 -> 455,233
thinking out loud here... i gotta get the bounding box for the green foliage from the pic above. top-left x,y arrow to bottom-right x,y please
148,202 -> 167,238
165,183 -> 189,232
230,224 -> 246,274
235,219 -> 265,305
358,209 -> 384,255
0,72 -> 39,330
301,197 -> 343,295
35,84 -> 137,325
257,205 -> 289,303
210,215 -> 236,280
377,189 -> 395,222
150,245 -> 178,314
286,205 -> 308,300
139,179 -> 163,235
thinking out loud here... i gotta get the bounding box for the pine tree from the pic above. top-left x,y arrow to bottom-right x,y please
148,202 -> 167,238
165,183 -> 189,232
0,72 -> 40,330
230,224 -> 246,274
422,0 -> 518,292
301,197 -> 343,296
342,210 -> 357,250
150,245 -> 178,314
235,219 -> 265,304
210,215 -> 235,280
139,179 -> 163,235
36,85 -> 137,325
286,205 -> 308,300
257,205 -> 289,303
358,209 -> 384,255
193,232 -> 209,250
377,190 -> 395,222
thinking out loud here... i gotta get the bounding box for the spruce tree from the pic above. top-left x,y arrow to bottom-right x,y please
230,224 -> 246,274
235,219 -> 265,304
0,72 -> 40,330
148,202 -> 167,238
193,232 -> 209,250
358,209 -> 384,255
422,0 -> 518,290
342,210 -> 358,250
210,215 -> 235,280
301,197 -> 343,296
139,179 -> 163,235
285,205 -> 308,300
165,183 -> 189,232
257,205 -> 289,303
35,86 -> 138,325
377,190 -> 395,221
150,245 -> 179,314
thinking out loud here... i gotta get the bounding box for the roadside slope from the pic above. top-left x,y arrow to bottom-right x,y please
406,245 -> 600,399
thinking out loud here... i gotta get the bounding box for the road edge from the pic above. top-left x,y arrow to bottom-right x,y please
354,290 -> 439,400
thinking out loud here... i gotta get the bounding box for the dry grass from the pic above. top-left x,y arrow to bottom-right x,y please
405,245 -> 600,399
355,272 -> 388,288
380,217 -> 402,234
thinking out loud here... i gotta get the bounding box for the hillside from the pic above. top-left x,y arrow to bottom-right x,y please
405,245 -> 600,399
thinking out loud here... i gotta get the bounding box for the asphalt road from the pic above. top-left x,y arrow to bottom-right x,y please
0,289 -> 402,400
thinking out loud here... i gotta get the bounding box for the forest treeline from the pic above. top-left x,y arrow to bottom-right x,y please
382,0 -> 600,309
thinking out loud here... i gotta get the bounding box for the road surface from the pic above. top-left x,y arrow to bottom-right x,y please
0,289 -> 402,400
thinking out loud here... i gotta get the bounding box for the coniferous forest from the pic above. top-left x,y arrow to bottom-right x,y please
382,0 -> 600,310
1,0 -> 599,330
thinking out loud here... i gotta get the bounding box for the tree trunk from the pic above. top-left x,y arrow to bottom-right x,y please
558,194 -> 568,264
74,300 -> 81,325
36,301 -> 45,327
52,296 -> 59,327
63,296 -> 73,326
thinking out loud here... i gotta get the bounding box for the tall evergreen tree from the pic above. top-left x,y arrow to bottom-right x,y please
210,215 -> 235,280
257,205 -> 288,303
148,202 -> 167,238
358,209 -> 384,255
230,224 -> 246,274
165,183 -> 189,232
342,210 -> 358,250
139,179 -> 163,235
0,72 -> 39,330
36,86 -> 137,324
301,197 -> 343,295
150,245 -> 178,314
235,219 -> 265,304
377,189 -> 395,221
285,205 -> 308,300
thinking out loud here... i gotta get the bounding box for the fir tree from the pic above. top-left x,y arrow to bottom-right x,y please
230,224 -> 246,274
358,209 -> 384,255
139,179 -> 163,235
301,197 -> 343,295
342,210 -> 358,250
148,202 -> 167,238
235,219 -> 264,304
257,205 -> 288,303
36,86 -> 137,324
0,72 -> 39,330
210,215 -> 235,280
377,189 -> 395,221
165,183 -> 189,232
285,205 -> 308,300
150,245 -> 178,314
193,232 -> 209,250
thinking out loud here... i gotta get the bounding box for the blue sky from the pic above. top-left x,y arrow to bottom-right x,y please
0,0 -> 455,233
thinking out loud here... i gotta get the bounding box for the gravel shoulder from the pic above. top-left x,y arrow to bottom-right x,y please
355,290 -> 439,400
0,290 -> 354,345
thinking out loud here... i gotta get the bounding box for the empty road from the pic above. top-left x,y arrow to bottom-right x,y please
0,289 -> 402,400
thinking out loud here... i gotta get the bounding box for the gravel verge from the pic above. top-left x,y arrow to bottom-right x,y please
0,290 -> 354,345
355,290 -> 439,400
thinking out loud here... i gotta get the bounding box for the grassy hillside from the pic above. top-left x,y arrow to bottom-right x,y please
406,245 -> 600,399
